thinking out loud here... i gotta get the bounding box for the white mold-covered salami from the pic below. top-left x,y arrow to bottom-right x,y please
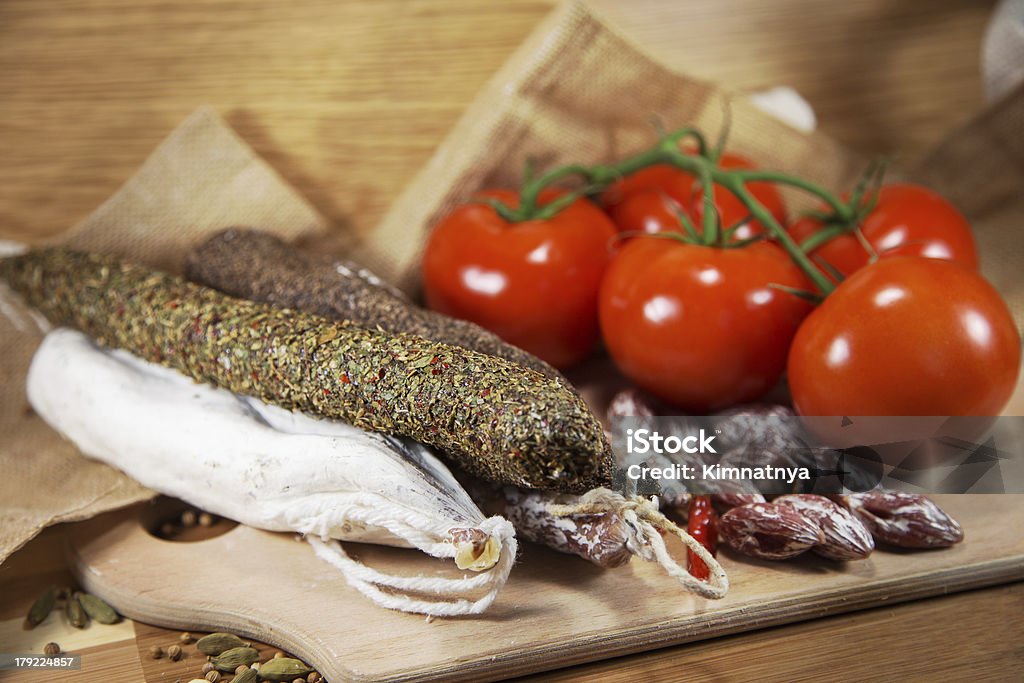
27,328 -> 516,616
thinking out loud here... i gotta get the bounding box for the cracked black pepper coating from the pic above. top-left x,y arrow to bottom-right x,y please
185,228 -> 566,382
2,247 -> 613,493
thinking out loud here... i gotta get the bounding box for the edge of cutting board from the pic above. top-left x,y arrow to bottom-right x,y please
67,496 -> 1024,682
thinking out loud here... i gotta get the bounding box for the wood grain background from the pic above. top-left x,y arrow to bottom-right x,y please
0,0 -> 996,247
0,1 -> 1014,681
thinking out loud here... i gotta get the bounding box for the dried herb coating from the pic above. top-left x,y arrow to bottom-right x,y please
185,229 -> 565,381
1,247 -> 613,492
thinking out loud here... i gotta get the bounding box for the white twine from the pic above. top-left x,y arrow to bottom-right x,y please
308,515 -> 518,617
546,488 -> 729,600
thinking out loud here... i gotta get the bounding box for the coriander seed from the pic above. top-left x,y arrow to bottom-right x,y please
43,642 -> 60,656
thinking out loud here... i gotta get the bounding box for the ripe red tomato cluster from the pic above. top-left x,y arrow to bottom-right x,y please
421,154 -> 1021,418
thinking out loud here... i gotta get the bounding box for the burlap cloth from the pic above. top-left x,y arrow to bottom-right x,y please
1,1 -> 1021,562
0,107 -> 326,561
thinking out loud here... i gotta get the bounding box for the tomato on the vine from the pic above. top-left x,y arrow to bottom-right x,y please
599,237 -> 813,411
422,189 -> 617,369
601,153 -> 787,242
788,183 -> 979,279
788,256 -> 1020,417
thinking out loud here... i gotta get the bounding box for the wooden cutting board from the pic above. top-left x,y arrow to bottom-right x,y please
67,494 -> 1024,682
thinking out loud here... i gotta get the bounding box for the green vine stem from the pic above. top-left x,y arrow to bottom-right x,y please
482,127 -> 868,296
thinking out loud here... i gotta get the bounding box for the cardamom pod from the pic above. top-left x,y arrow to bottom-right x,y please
211,646 -> 259,672
23,586 -> 56,629
256,657 -> 314,682
66,594 -> 88,629
77,592 -> 120,624
231,670 -> 259,683
196,632 -> 248,655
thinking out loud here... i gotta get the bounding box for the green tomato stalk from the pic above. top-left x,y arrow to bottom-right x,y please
489,126 -> 881,297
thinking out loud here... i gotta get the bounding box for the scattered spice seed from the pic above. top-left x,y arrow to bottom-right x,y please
181,510 -> 198,528
24,586 -> 56,630
273,652 -> 284,659
197,633 -> 248,656
160,522 -> 176,537
205,671 -> 221,683
180,631 -> 195,644
168,644 -> 183,661
211,646 -> 259,672
150,645 -> 165,660
66,594 -> 88,629
77,592 -> 120,624
43,642 -> 60,656
308,673 -> 322,683
0,247 -> 613,492
255,657 -> 314,682
202,662 -> 216,674
198,512 -> 214,527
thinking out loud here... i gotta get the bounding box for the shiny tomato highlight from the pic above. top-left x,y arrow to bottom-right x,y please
788,256 -> 1020,417
789,183 -> 979,279
599,237 -> 812,411
422,189 -> 617,369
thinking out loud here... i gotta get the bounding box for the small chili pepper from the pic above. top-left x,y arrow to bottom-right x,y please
686,495 -> 719,580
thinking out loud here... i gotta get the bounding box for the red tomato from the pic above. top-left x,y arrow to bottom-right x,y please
422,189 -> 617,369
599,237 -> 813,411
789,183 -> 979,279
601,154 -> 787,242
689,153 -> 788,241
788,257 -> 1020,417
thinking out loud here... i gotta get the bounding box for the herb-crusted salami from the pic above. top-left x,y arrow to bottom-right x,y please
1,247 -> 613,492
185,229 -> 564,381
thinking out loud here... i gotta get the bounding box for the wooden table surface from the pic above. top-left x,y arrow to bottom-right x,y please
1,0 -> 1018,681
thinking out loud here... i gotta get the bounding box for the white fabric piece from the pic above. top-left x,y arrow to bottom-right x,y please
983,0 -> 1024,102
27,328 -> 517,616
748,86 -> 817,133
